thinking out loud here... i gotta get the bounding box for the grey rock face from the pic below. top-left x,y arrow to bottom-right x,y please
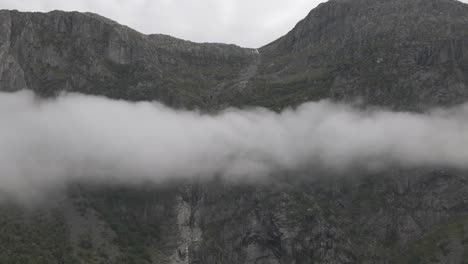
254,0 -> 468,110
2,0 -> 468,263
0,10 -> 27,91
0,10 -> 258,108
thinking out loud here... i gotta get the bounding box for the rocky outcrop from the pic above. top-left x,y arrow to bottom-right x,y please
0,10 -> 27,92
253,0 -> 468,110
0,10 -> 258,108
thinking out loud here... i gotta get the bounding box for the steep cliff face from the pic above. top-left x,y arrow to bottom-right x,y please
251,0 -> 468,110
0,10 -> 258,109
2,0 -> 468,264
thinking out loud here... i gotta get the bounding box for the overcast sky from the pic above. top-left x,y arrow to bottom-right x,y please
0,0 -> 327,47
2,0 -> 468,47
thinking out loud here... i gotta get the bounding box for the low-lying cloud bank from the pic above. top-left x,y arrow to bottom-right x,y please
1,90 -> 468,198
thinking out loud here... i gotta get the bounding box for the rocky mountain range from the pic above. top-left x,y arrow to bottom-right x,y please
2,0 -> 468,263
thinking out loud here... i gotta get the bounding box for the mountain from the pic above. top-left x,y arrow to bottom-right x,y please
0,9 -> 259,109
3,0 -> 468,111
2,0 -> 468,263
255,0 -> 468,110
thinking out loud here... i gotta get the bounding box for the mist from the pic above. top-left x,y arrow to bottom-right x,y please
1,90 -> 468,199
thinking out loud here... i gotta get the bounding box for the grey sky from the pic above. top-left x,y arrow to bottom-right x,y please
0,0 -> 468,48
2,0 -> 468,48
0,0 -> 326,47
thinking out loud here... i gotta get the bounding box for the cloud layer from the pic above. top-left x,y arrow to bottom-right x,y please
2,91 -> 468,199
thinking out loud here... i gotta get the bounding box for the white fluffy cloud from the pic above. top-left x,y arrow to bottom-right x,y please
0,0 -> 324,47
2,91 -> 468,200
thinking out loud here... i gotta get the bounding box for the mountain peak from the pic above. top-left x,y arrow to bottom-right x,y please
252,0 -> 468,110
263,0 -> 468,52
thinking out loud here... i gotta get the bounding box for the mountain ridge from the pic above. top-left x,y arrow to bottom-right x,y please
3,0 -> 468,111
255,0 -> 468,110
